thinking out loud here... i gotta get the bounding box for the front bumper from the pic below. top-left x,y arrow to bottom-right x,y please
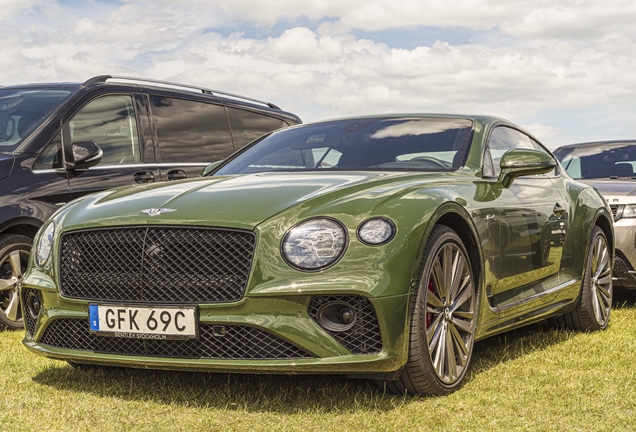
21,284 -> 411,375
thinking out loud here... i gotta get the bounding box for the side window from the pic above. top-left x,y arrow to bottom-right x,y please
226,107 -> 287,150
33,132 -> 63,170
150,97 -> 233,163
485,127 -> 556,177
70,95 -> 140,165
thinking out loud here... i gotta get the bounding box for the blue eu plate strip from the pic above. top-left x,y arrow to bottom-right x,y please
89,305 -> 100,331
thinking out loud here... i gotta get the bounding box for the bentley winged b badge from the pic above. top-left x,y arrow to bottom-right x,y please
141,208 -> 176,217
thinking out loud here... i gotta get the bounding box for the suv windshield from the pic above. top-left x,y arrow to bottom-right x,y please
554,143 -> 636,180
0,89 -> 72,152
214,117 -> 473,175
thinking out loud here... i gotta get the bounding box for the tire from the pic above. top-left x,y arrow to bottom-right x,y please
378,225 -> 477,395
0,234 -> 33,330
549,226 -> 612,331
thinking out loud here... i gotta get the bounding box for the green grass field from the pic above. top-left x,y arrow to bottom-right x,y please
2,291 -> 636,431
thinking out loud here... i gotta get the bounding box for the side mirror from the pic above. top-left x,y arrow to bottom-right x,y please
61,122 -> 103,170
71,141 -> 103,169
498,149 -> 556,188
200,160 -> 224,176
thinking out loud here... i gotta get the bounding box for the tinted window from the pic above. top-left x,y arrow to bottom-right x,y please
554,144 -> 636,180
485,126 -> 555,177
226,107 -> 287,149
33,132 -> 63,169
0,89 -> 71,151
70,95 -> 140,165
215,118 -> 473,175
150,97 -> 232,163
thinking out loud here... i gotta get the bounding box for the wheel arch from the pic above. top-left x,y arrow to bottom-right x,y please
593,212 -> 614,258
0,217 -> 43,239
418,202 -> 485,304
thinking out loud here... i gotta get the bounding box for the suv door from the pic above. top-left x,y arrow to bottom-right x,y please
66,93 -> 159,199
485,126 -> 566,310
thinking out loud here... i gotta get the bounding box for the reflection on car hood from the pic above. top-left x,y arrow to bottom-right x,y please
0,153 -> 14,180
578,179 -> 636,203
61,171 -> 439,231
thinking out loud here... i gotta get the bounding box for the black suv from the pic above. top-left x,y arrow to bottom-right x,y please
0,75 -> 301,329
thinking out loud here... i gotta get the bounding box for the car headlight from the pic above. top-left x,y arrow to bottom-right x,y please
622,204 -> 636,218
357,218 -> 396,245
36,222 -> 56,267
282,218 -> 347,270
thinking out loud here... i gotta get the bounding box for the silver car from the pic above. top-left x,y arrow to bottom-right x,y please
554,140 -> 636,289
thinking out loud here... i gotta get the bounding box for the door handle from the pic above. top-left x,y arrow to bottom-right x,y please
168,170 -> 187,181
133,171 -> 155,184
553,203 -> 566,217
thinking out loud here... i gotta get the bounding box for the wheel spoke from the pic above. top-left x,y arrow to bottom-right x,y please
9,251 -> 23,278
445,325 -> 458,381
451,281 -> 473,313
591,284 -> 603,324
426,287 -> 444,309
3,290 -> 19,321
432,323 -> 446,378
0,278 -> 15,292
594,287 -> 609,324
449,323 -> 469,367
432,257 -> 448,302
449,253 -> 464,303
451,314 -> 474,333
443,246 -> 453,299
595,247 -> 609,279
427,312 -> 444,342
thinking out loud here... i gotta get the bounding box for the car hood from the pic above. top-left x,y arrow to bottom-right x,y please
0,153 -> 14,180
60,171 -> 440,231
578,179 -> 636,204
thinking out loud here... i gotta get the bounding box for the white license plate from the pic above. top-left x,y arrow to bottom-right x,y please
89,304 -> 198,340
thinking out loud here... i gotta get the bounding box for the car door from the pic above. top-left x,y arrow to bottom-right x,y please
147,95 -> 234,181
485,126 -> 566,310
66,92 -> 159,200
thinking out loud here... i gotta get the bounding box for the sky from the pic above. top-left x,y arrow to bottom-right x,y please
2,0 -> 636,148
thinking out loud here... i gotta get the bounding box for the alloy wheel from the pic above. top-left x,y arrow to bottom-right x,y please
425,242 -> 476,384
590,235 -> 611,326
0,249 -> 29,326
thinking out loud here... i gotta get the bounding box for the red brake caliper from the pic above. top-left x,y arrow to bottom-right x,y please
426,279 -> 434,328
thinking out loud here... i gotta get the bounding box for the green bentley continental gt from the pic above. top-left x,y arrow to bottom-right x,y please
20,115 -> 613,395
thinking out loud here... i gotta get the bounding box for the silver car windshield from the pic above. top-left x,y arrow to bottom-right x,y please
0,89 -> 71,151
554,144 -> 636,180
215,118 -> 473,175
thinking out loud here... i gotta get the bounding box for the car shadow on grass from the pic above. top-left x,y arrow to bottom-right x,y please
31,323 -> 599,412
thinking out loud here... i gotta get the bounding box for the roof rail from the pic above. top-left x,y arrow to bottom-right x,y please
81,75 -> 281,110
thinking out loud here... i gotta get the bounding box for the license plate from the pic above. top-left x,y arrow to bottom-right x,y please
89,304 -> 198,340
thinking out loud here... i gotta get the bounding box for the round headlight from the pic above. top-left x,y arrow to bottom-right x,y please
357,218 -> 395,245
282,218 -> 347,270
36,222 -> 56,267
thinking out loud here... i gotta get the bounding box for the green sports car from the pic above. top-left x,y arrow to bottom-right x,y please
20,115 -> 613,395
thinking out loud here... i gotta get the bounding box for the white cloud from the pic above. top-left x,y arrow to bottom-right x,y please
1,0 -> 636,146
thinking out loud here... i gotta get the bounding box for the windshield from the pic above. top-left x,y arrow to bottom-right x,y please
214,117 -> 473,175
0,89 -> 72,152
554,143 -> 636,180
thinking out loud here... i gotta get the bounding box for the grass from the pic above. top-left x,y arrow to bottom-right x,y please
2,291 -> 636,431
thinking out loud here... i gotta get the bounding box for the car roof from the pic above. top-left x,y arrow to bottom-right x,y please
0,75 -> 300,122
555,140 -> 636,151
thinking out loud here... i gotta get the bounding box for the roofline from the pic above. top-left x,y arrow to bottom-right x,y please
82,75 -> 281,110
556,140 -> 636,150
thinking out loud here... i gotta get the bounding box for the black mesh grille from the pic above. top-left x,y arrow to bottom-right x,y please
40,318 -> 313,360
308,295 -> 382,354
21,288 -> 42,337
59,227 -> 255,303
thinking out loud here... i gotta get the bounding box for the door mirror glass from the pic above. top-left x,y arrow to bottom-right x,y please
71,141 -> 103,169
498,149 -> 556,188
